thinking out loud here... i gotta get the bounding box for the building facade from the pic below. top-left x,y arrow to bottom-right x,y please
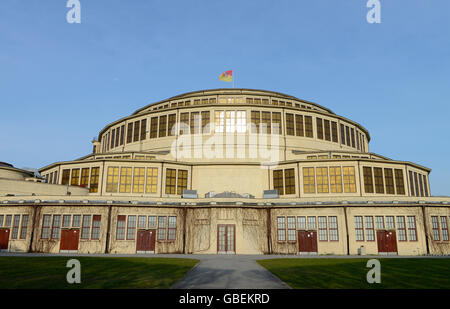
0,89 -> 449,255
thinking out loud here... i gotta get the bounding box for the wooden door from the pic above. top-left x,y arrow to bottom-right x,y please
298,230 -> 318,253
136,230 -> 156,253
217,225 -> 235,254
377,230 -> 397,254
148,229 -> 156,252
60,229 -> 80,252
0,229 -> 10,250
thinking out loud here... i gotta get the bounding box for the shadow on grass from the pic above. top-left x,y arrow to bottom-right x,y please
257,258 -> 450,289
0,256 -> 199,289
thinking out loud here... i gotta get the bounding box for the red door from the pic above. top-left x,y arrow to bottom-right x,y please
136,230 -> 156,253
298,230 -> 318,254
377,230 -> 397,254
60,229 -> 80,252
0,229 -> 10,250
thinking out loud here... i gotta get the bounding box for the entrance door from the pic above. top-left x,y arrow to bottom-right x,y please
298,230 -> 318,255
60,229 -> 80,253
136,229 -> 156,253
376,230 -> 398,255
217,225 -> 235,254
0,229 -> 10,251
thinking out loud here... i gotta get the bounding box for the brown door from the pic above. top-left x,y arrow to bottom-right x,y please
377,230 -> 397,254
298,230 -> 318,253
136,230 -> 156,253
0,229 -> 10,250
60,229 -> 80,251
217,225 -> 235,253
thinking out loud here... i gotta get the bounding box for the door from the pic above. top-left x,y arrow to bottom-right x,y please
0,229 -> 10,251
298,230 -> 318,254
60,229 -> 80,252
377,230 -> 398,254
136,229 -> 156,253
217,225 -> 235,254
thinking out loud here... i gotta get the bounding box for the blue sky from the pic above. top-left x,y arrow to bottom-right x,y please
0,0 -> 449,195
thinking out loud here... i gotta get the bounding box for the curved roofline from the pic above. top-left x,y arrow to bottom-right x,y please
132,88 -> 335,115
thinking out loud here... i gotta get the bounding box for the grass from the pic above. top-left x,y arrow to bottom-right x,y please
0,256 -> 199,289
258,258 -> 450,289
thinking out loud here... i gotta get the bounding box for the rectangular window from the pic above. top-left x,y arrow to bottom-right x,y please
63,215 -> 71,228
350,128 -> 355,148
138,216 -> 146,229
50,215 -> 61,239
316,118 -> 323,140
394,169 -> 405,195
165,169 -> 177,194
133,167 -> 145,193
396,216 -> 407,241
20,215 -> 29,239
273,170 -> 284,195
287,217 -> 296,241
423,175 -> 429,197
324,119 -> 331,141
297,216 -> 306,230
168,216 -> 177,241
106,167 -> 119,193
340,124 -> 346,145
150,117 -> 158,138
386,216 -> 395,230
295,114 -> 304,137
261,111 -> 271,134
272,112 -> 281,134
303,167 -> 315,194
365,216 -> 374,241
72,215 -> 81,228
146,167 -> 158,194
140,119 -> 147,140
116,215 -> 126,240
148,216 -> 157,229
251,111 -> 260,133
329,167 -> 343,193
190,112 -> 201,134
225,111 -> 236,133
355,216 -> 364,241
329,216 -> 339,241
318,216 -> 328,241
126,122 -> 133,143
286,113 -> 294,136
331,121 -> 338,143
419,174 -> 424,197
374,167 -> 384,194
236,111 -> 246,133
127,215 -> 136,240
407,216 -> 417,241
384,168 -> 395,194
41,215 -> 51,239
89,167 -> 100,193
316,167 -> 329,193
363,167 -> 374,193
91,215 -> 101,240
409,171 -> 415,196
119,167 -> 132,193
70,169 -> 80,186
133,121 -> 140,142
304,116 -> 313,138
277,217 -> 286,242
81,215 -> 91,239
115,127 -> 120,147
110,129 -> 116,149
80,168 -> 89,188
214,111 -> 224,133
307,216 -> 316,230
431,216 -> 440,241
12,215 -> 20,239
375,216 -> 384,230
440,217 -> 449,241
158,216 -> 167,240
177,170 -> 188,195
414,172 -> 419,198
284,169 -> 295,195
201,111 -> 210,133
345,126 -> 351,146
343,167 -> 356,193
168,114 -> 177,136
120,125 -> 125,146
158,115 -> 167,137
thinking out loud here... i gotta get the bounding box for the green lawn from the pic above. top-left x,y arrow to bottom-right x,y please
0,256 -> 198,289
258,258 -> 450,289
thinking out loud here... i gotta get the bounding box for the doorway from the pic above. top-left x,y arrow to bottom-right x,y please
298,230 -> 318,255
217,225 -> 235,254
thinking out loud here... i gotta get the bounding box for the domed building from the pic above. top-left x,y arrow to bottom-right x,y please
1,89 -> 449,255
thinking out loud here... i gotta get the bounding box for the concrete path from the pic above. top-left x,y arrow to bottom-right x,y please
171,255 -> 290,289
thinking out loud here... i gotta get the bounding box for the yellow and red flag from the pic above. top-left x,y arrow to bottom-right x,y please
219,70 -> 233,82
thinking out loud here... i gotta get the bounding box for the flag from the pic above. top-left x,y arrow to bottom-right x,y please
219,70 -> 233,82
